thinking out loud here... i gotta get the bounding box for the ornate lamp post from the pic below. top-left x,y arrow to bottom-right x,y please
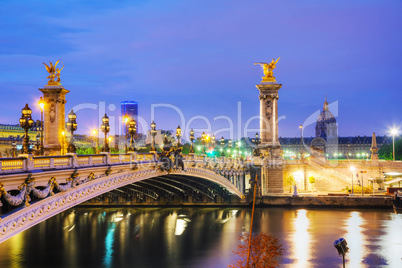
150,121 -> 157,152
350,166 -> 355,196
201,132 -> 206,154
220,137 -> 225,157
123,114 -> 129,153
390,128 -> 398,161
228,139 -> 232,157
19,104 -> 34,154
189,129 -> 195,153
38,97 -> 45,155
299,125 -> 303,159
252,132 -> 261,156
128,119 -> 137,152
101,113 -> 110,152
35,133 -> 40,153
236,140 -> 241,157
211,134 -> 216,149
176,125 -> 182,146
67,109 -> 78,153
12,140 -> 17,157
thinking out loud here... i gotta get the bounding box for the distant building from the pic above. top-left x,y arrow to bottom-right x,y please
121,101 -> 138,135
280,135 -> 391,159
0,123 -> 41,156
145,129 -> 175,146
280,97 -> 392,159
315,96 -> 337,141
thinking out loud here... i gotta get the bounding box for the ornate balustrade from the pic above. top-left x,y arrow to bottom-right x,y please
0,153 -> 143,174
0,153 -> 245,175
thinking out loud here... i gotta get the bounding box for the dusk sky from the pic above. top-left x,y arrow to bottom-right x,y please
0,0 -> 401,140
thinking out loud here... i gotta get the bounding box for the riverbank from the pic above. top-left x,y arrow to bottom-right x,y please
80,194 -> 393,208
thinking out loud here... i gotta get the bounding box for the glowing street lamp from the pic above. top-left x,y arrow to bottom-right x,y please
66,109 -> 77,153
299,124 -> 303,158
101,113 -> 110,152
128,119 -> 137,152
201,132 -> 206,154
228,139 -> 232,156
176,125 -> 182,146
150,121 -> 157,152
390,128 -> 399,161
92,129 -> 99,154
38,97 -> 45,155
220,137 -> 225,157
350,166 -> 355,195
11,140 -> 17,157
19,104 -> 34,154
252,132 -> 261,156
211,134 -> 216,149
189,129 -> 195,153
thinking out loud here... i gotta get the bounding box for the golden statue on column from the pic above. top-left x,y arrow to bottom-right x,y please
254,57 -> 280,83
43,60 -> 64,85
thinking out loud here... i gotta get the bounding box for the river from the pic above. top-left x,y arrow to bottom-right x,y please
0,207 -> 401,267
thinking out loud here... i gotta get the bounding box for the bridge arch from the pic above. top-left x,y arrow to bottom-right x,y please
0,167 -> 243,243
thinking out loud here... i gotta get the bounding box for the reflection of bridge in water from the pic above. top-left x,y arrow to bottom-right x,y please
0,153 -> 247,242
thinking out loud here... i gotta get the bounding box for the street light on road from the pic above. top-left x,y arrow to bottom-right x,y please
299,125 -> 303,159
92,129 -> 99,154
189,129 -> 195,153
19,104 -> 34,154
350,166 -> 355,195
390,128 -> 398,161
101,114 -> 110,152
38,97 -> 45,155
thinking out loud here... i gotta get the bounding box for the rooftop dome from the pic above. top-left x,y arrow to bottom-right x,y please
315,95 -> 337,139
317,96 -> 336,123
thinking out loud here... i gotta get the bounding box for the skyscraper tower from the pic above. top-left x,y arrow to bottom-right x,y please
121,101 -> 138,135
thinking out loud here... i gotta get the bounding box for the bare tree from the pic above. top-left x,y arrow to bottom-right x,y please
229,232 -> 284,268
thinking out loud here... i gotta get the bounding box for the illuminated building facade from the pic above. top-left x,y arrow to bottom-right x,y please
280,97 -> 391,159
121,101 -> 138,135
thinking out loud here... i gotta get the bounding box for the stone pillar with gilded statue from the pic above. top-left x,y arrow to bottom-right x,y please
254,58 -> 284,195
39,61 -> 69,155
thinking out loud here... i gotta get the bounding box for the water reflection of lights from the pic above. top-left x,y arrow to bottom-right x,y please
345,211 -> 364,267
291,209 -> 311,267
103,223 -> 116,267
111,213 -> 125,222
219,210 -> 238,224
67,224 -> 76,232
384,214 -> 402,266
7,233 -> 24,267
175,215 -> 191,236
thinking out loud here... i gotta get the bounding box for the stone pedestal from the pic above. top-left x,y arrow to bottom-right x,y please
371,132 -> 379,161
39,85 -> 69,155
260,159 -> 284,194
256,82 -> 283,195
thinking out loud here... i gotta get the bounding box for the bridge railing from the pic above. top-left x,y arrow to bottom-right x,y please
0,153 -> 154,174
0,152 -> 247,175
0,157 -> 25,171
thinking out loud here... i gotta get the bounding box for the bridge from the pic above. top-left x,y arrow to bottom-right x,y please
0,152 -> 247,243
3,60 -> 401,244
